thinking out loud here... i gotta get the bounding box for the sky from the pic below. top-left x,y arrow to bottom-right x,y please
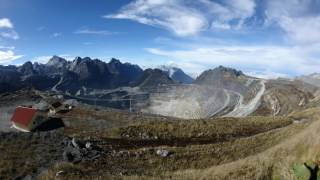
1,0 -> 320,78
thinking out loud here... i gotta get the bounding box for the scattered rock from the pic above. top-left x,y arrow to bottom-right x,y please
71,138 -> 80,149
156,149 -> 172,157
21,175 -> 32,180
85,142 -> 92,149
62,137 -> 102,163
55,170 -> 65,177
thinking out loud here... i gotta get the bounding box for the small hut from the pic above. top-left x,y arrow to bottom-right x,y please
48,101 -> 63,115
11,106 -> 47,132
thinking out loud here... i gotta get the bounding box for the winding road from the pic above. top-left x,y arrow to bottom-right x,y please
224,80 -> 266,117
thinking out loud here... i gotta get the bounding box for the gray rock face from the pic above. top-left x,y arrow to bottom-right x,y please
141,66 -> 264,119
0,56 -> 144,94
297,73 -> 320,87
133,68 -> 177,89
194,66 -> 248,94
46,56 -> 68,69
158,65 -> 194,84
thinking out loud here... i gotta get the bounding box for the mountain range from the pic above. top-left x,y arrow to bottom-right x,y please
0,56 -> 193,94
2,55 -> 320,119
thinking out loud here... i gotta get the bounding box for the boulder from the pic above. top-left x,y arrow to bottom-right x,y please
156,149 -> 171,157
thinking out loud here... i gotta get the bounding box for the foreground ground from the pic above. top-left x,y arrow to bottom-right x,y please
0,90 -> 320,179
1,104 -> 320,179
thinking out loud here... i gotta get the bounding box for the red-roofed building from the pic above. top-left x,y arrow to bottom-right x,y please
11,106 -> 47,132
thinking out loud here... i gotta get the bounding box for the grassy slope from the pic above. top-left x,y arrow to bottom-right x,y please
39,111 -> 311,179
167,108 -> 320,180
3,105 -> 318,179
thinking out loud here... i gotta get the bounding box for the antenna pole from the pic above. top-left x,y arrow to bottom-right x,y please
129,96 -> 132,113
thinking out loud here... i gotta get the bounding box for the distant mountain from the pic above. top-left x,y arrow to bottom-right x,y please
0,56 -> 144,94
46,55 -> 68,69
194,66 -> 250,94
158,65 -> 193,84
133,68 -> 177,88
296,73 -> 320,87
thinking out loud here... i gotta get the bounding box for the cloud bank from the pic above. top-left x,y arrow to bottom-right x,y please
105,0 -> 256,36
0,18 -> 19,40
107,0 -> 320,78
0,18 -> 22,64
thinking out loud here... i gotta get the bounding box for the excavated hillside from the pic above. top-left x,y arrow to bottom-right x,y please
140,68 -> 320,119
140,66 -> 262,119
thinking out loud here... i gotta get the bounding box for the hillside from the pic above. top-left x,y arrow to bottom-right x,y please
0,90 -> 319,179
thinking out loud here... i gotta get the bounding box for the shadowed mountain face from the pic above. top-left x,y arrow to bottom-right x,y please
0,56 -> 144,94
133,68 -> 177,89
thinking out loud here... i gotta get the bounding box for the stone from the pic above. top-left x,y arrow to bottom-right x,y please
71,138 -> 79,148
156,149 -> 171,157
56,171 -> 65,177
85,142 -> 92,149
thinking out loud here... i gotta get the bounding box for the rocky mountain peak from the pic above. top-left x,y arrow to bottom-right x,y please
47,56 -> 68,68
134,68 -> 176,88
109,58 -> 121,65
158,65 -> 193,84
214,66 -> 244,77
18,61 -> 35,76
194,66 -> 247,89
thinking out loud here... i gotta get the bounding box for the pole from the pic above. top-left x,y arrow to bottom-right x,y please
129,96 -> 132,113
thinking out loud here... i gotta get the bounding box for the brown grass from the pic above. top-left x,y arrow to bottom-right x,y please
39,115 -> 305,179
168,108 -> 320,180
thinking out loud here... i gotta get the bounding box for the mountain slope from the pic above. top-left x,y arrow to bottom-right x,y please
296,73 -> 320,87
133,68 -> 177,88
0,56 -> 144,94
159,65 -> 193,84
141,66 -> 264,119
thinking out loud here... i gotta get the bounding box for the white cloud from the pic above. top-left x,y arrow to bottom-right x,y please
32,56 -> 52,64
37,26 -> 45,31
0,30 -> 19,40
52,32 -> 62,38
245,70 -> 290,79
75,28 -> 116,35
0,50 -> 23,64
33,54 -> 75,64
0,46 -> 15,50
0,18 -> 13,29
146,44 -> 320,78
105,0 -> 256,36
266,0 -> 320,44
0,18 -> 19,40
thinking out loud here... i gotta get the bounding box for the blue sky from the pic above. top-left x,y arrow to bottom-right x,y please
1,0 -> 320,78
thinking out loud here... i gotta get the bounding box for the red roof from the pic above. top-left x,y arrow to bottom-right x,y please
11,106 -> 37,126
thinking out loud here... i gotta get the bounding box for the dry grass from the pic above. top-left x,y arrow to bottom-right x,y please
114,116 -> 292,140
3,105 -> 319,179
39,115 -> 304,179
168,108 -> 320,180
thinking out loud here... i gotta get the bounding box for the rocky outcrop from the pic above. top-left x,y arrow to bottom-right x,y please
0,56 -> 144,94
159,65 -> 193,84
62,137 -> 102,163
133,68 -> 177,89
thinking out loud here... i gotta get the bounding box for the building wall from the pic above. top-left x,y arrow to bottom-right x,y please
27,111 -> 48,131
